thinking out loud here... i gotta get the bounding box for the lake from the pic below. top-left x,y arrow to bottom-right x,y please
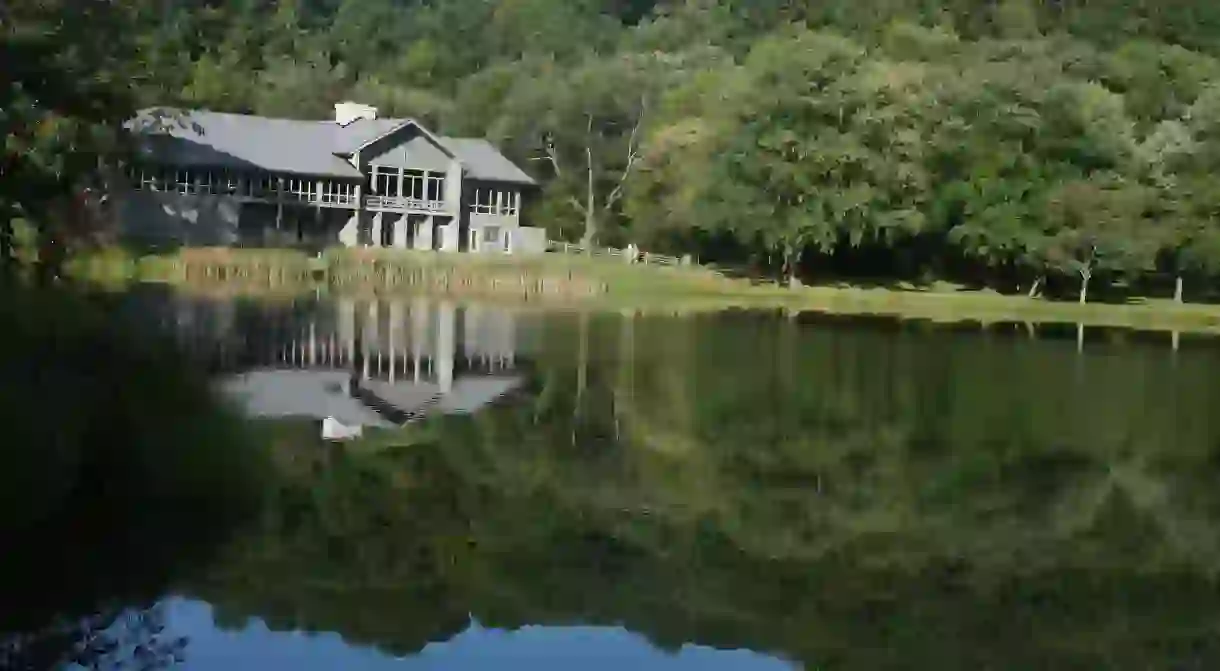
5,287 -> 1220,670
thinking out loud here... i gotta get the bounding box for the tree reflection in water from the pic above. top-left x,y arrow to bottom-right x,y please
188,304 -> 1220,669
8,296 -> 1220,669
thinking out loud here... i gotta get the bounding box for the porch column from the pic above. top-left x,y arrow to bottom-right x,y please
274,176 -> 284,240
392,214 -> 409,248
309,322 -> 317,366
338,297 -> 356,367
370,212 -> 383,248
438,218 -> 459,252
414,215 -> 434,251
411,297 -> 428,383
397,167 -> 405,200
437,300 -> 455,394
389,299 -> 404,383
362,301 -> 378,380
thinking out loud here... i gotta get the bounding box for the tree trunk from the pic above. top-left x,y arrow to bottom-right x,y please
581,135 -> 596,251
1174,274 -> 1184,303
782,243 -> 797,288
35,227 -> 64,287
1027,275 -> 1044,298
0,217 -> 13,278
1078,268 -> 1090,305
572,310 -> 590,446
582,206 -> 596,253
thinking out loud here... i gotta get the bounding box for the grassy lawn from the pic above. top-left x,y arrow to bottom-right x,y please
66,246 -> 1220,334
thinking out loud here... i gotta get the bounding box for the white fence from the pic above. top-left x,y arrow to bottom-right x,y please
546,240 -> 688,267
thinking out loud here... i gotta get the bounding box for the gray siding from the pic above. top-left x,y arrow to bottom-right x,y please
367,134 -> 452,171
511,227 -> 547,254
468,212 -> 520,229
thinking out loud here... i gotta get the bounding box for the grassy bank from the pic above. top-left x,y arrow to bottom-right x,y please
67,247 -> 740,300
66,247 -> 1220,334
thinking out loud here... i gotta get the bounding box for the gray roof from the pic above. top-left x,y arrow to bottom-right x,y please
332,117 -> 407,154
217,370 -> 393,427
128,109 -> 363,178
128,108 -> 536,184
439,137 -> 537,185
434,376 -> 522,414
217,368 -> 523,428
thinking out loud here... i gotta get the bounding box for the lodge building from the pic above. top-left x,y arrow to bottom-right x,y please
118,102 -> 543,253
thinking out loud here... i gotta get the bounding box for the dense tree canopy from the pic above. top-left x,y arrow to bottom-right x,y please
14,0 -> 1220,297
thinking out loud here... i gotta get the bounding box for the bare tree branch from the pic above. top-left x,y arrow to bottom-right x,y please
603,96 -> 647,212
533,132 -> 564,179
534,131 -> 588,214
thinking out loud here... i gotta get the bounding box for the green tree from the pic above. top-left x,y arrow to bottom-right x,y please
1,0 -> 151,276
1039,176 -> 1159,303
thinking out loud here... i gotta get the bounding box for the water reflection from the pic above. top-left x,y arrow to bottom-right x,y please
135,290 -> 541,431
15,294 -> 1220,669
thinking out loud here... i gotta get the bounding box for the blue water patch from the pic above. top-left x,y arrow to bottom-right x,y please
158,598 -> 797,670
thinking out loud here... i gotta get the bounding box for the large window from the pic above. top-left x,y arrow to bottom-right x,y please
285,176 -> 316,200
426,174 -> 445,203
470,187 -> 495,214
221,170 -> 245,195
468,187 -> 519,215
371,165 -> 399,197
320,180 -> 356,204
370,168 -> 444,204
403,170 -> 425,200
251,174 -> 277,197
175,170 -> 195,193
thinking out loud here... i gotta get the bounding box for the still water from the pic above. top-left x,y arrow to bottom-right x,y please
6,287 -> 1220,670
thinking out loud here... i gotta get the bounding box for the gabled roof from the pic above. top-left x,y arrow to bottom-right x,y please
342,117 -> 458,161
329,117 -> 405,154
440,137 -> 537,185
127,108 -> 537,185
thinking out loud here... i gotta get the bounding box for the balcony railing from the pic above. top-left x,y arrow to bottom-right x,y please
364,195 -> 446,212
135,179 -> 360,208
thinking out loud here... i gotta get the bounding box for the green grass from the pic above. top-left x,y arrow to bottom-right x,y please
65,246 -> 1220,334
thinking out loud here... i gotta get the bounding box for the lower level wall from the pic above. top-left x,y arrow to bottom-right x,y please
117,190 -> 241,246
118,190 -> 349,248
438,223 -> 460,252
511,227 -> 547,254
116,190 -> 541,254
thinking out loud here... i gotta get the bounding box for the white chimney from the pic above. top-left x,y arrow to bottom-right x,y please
334,101 -> 378,126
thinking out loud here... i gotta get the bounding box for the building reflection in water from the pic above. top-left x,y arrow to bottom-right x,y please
147,293 -> 536,430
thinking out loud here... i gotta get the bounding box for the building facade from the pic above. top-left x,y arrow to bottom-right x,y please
118,102 -> 544,253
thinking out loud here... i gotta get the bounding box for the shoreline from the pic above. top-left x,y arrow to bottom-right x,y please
66,247 -> 1220,335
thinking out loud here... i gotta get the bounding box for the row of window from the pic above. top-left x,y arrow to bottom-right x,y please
124,165 -> 521,216
125,166 -> 359,203
467,187 -> 521,216
369,165 -> 446,203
